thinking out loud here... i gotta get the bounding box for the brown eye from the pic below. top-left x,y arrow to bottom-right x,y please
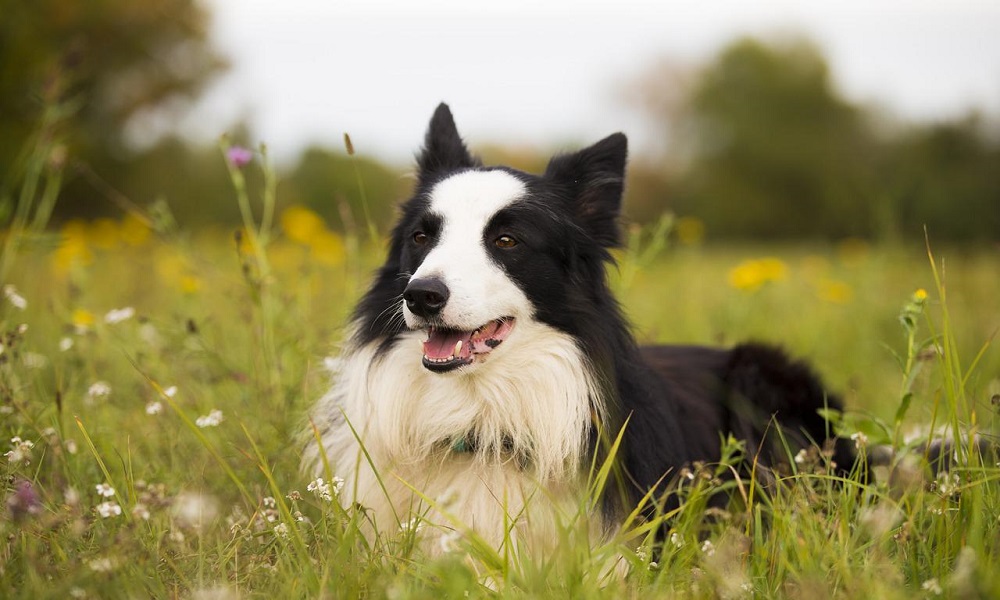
413,231 -> 428,245
495,235 -> 517,249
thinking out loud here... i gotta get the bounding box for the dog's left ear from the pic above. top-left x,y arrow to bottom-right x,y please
417,103 -> 478,185
544,133 -> 628,247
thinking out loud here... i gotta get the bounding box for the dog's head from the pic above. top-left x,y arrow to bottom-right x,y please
354,103 -> 628,373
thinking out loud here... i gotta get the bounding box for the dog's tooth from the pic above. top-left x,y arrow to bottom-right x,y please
453,340 -> 463,357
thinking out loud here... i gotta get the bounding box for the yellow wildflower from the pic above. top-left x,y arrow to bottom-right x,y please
87,218 -> 120,250
675,217 -> 705,246
281,205 -> 326,246
51,220 -> 93,275
816,279 -> 854,304
728,257 -> 788,292
119,213 -> 152,246
72,308 -> 96,332
308,230 -> 346,266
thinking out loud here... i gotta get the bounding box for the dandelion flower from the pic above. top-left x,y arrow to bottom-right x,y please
172,491 -> 219,530
72,308 -> 96,333
195,409 -> 224,428
3,285 -> 27,310
104,306 -> 135,324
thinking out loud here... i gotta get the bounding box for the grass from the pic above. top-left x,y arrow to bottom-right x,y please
2,143 -> 999,598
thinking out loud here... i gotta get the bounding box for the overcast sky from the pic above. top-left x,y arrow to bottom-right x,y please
186,0 -> 1000,165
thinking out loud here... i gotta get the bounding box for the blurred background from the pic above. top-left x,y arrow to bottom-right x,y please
2,0 -> 999,243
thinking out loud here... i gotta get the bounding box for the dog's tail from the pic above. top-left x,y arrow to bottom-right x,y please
722,342 -> 858,475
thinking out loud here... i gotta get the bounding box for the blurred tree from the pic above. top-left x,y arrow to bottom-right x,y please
885,115 -> 1000,242
674,37 -> 879,239
0,0 -> 226,215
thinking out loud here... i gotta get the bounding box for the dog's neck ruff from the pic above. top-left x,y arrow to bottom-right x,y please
305,319 -> 604,484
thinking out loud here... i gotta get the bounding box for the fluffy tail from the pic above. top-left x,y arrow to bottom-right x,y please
722,342 -> 857,474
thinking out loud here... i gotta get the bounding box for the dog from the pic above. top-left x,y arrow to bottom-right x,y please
302,103 -> 856,552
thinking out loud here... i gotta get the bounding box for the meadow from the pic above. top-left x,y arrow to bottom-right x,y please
2,152 -> 999,598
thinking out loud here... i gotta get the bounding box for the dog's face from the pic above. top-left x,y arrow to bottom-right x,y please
354,104 -> 629,373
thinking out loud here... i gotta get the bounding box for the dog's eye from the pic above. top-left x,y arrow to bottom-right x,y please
495,235 -> 517,249
413,231 -> 428,245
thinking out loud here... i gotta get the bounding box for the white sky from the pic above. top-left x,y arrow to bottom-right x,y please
186,0 -> 1000,165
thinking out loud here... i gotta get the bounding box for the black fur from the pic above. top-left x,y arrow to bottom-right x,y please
352,103 -> 854,523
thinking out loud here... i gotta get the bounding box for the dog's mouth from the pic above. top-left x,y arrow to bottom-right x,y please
421,317 -> 516,373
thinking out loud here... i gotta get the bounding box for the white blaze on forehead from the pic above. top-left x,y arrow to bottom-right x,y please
428,170 -> 526,224
407,170 -> 532,330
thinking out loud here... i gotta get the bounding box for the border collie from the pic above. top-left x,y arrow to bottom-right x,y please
303,103 -> 855,551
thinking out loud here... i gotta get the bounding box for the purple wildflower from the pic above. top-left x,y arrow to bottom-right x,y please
7,479 -> 42,522
226,146 -> 253,168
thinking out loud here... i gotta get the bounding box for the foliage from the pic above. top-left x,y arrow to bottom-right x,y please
0,0 -> 226,218
631,36 -> 1000,242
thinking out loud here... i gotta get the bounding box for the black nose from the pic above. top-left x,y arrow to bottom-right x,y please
403,277 -> 450,318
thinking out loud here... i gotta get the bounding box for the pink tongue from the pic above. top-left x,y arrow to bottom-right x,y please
423,329 -> 473,360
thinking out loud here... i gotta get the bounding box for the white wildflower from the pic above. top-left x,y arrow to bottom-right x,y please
850,431 -> 868,450
65,438 -> 78,454
96,501 -> 122,518
5,436 -> 35,464
95,483 -> 116,497
132,503 -> 151,520
794,449 -> 808,464
3,285 -> 27,310
59,337 -> 74,352
172,491 -> 219,530
935,471 -> 961,497
670,531 -> 685,548
273,522 -> 289,539
163,385 -> 177,398
701,539 -> 716,557
145,401 -> 163,415
87,381 -> 112,401
104,306 -> 135,324
22,352 -> 47,369
921,578 -> 943,595
399,517 -> 423,533
263,496 -> 277,509
195,409 -> 224,428
439,529 -> 461,554
88,557 -> 117,572
307,477 -> 336,502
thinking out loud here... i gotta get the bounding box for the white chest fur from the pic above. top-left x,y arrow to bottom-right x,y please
303,321 -> 603,551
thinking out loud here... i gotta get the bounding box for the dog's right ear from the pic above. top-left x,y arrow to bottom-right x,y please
417,103 -> 477,184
